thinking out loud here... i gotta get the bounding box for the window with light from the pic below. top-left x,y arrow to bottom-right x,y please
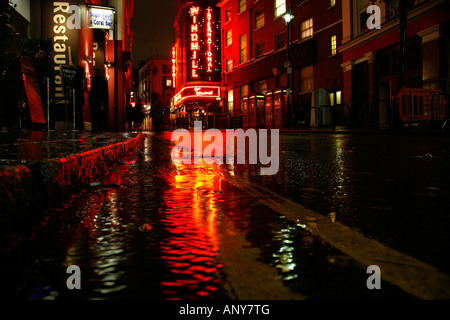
240,84 -> 249,113
225,9 -> 231,23
274,0 -> 286,18
330,34 -> 337,56
255,8 -> 265,29
301,65 -> 313,92
226,58 -> 233,72
228,89 -> 234,114
226,29 -> 232,46
239,33 -> 248,63
239,0 -> 246,13
300,18 -> 313,39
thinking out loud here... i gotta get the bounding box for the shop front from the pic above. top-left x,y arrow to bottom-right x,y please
172,84 -> 221,129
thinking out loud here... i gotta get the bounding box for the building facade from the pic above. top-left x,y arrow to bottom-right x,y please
218,0 -> 344,129
339,0 -> 450,128
172,0 -> 222,129
138,57 -> 175,130
5,0 -> 134,131
217,0 -> 449,129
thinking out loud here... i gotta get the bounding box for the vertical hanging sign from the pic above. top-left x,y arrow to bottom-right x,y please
172,46 -> 177,89
185,4 -> 221,83
205,7 -> 213,73
189,6 -> 200,80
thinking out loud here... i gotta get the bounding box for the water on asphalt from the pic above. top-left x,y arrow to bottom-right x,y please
4,132 -> 446,300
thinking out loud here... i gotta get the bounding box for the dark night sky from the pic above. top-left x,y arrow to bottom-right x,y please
131,0 -> 176,68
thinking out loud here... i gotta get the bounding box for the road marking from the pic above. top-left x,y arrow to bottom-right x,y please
160,134 -> 450,299
220,170 -> 450,300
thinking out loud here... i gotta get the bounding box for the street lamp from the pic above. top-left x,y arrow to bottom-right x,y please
283,11 -> 294,24
283,10 -> 294,129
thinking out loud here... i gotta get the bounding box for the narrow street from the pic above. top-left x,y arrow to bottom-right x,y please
2,132 -> 449,300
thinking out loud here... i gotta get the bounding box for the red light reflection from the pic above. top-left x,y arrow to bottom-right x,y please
160,162 -> 224,299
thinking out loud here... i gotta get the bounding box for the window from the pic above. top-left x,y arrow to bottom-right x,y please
239,33 -> 248,63
330,34 -> 337,56
329,91 -> 341,105
258,80 -> 268,94
300,65 -> 313,92
274,0 -> 286,18
241,85 -> 249,98
275,30 -> 286,50
255,8 -> 265,29
226,29 -> 232,46
240,84 -> 249,114
255,41 -> 265,58
358,0 -> 370,33
162,65 -> 171,74
329,0 -> 336,7
164,78 -> 173,88
300,18 -> 313,39
239,0 -> 246,13
228,89 -> 234,114
336,91 -> 341,104
226,58 -> 233,72
225,9 -> 231,23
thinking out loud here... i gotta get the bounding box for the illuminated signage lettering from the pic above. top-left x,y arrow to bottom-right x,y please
172,46 -> 177,88
174,86 -> 221,105
88,7 -> 115,30
52,2 -> 80,100
189,6 -> 200,79
185,5 -> 221,83
206,8 -> 213,73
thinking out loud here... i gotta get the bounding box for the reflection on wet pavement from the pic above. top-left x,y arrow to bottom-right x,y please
225,133 -> 450,277
2,133 -> 439,299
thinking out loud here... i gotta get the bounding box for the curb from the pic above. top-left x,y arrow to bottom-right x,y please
0,133 -> 146,219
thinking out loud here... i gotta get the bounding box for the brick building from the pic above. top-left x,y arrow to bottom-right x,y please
138,57 -> 175,130
339,0 -> 450,128
172,0 -> 222,129
4,0 -> 135,131
217,0 -> 344,129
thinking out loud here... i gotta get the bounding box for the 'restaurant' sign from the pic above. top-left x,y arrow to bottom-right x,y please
88,6 -> 115,30
41,0 -> 80,104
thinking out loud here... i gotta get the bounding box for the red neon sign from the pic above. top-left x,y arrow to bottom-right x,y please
206,8 -> 213,73
174,85 -> 221,105
172,46 -> 176,88
185,5 -> 220,82
190,6 -> 200,79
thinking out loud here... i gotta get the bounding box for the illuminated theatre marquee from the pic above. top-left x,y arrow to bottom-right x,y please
174,86 -> 221,105
186,5 -> 221,83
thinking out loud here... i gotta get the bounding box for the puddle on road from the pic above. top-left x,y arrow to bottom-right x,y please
1,135 -> 414,300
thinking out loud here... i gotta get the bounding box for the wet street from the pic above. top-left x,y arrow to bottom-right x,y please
2,131 -> 450,300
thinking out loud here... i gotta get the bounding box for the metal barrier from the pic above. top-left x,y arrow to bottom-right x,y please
396,88 -> 447,122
